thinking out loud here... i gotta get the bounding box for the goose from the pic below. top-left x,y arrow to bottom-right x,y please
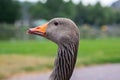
27,18 -> 80,80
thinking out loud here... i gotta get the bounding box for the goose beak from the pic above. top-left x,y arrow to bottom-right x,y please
27,23 -> 48,37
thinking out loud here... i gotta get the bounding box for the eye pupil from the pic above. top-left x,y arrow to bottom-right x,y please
54,22 -> 58,26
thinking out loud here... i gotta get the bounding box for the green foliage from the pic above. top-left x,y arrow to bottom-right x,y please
30,1 -> 120,26
29,2 -> 47,19
115,10 -> 120,24
57,0 -> 76,19
30,0 -> 76,20
0,0 -> 20,23
75,2 -> 120,26
0,0 -> 119,25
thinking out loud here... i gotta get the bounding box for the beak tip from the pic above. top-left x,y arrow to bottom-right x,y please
26,29 -> 32,34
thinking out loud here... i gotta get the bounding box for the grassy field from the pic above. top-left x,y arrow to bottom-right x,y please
0,38 -> 120,79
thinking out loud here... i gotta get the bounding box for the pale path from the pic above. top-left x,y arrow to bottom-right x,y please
7,64 -> 120,80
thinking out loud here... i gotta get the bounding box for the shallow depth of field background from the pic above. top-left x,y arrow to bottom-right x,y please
0,0 -> 120,79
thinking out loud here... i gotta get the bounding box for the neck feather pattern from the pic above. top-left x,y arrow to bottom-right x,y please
50,42 -> 79,80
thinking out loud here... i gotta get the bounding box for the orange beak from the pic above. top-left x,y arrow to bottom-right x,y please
27,23 -> 48,37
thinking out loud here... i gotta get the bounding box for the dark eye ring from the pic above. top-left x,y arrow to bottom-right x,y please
54,22 -> 58,26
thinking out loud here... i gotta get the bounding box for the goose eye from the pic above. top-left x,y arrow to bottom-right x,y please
54,22 -> 58,26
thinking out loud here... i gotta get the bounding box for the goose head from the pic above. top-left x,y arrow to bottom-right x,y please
28,18 -> 79,46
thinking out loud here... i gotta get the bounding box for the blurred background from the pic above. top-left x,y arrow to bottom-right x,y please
0,0 -> 120,79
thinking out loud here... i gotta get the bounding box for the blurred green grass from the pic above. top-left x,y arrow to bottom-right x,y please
78,38 -> 120,65
0,38 -> 120,64
0,38 -> 120,79
0,40 -> 57,56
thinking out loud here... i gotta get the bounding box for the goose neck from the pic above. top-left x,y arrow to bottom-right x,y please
50,43 -> 79,80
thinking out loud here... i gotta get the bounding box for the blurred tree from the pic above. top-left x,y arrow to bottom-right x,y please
30,1 -> 47,19
30,0 -> 120,26
57,0 -> 76,19
75,2 -> 120,26
30,0 -> 76,20
0,0 -> 20,23
30,0 -> 64,20
115,10 -> 120,24
74,2 -> 84,24
92,2 -> 103,25
45,0 -> 63,19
